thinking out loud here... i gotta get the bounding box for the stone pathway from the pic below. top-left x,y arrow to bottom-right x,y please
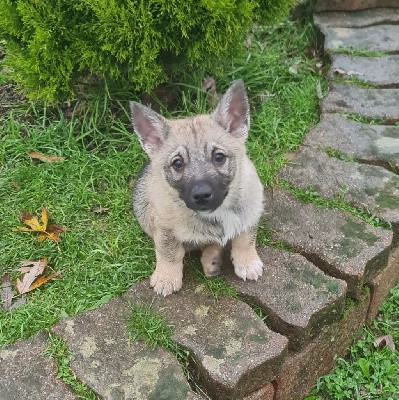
1,2 -> 399,400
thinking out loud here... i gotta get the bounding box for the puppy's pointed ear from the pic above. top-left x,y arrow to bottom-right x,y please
129,101 -> 169,155
211,80 -> 249,138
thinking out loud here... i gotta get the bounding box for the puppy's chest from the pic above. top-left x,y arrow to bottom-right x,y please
177,210 -> 245,246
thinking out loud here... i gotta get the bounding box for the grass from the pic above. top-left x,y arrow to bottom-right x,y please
329,47 -> 388,58
306,285 -> 399,400
0,15 -> 324,348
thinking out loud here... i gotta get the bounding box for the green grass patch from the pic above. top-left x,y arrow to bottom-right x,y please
45,332 -> 99,399
127,304 -> 192,379
307,285 -> 399,400
330,47 -> 388,58
323,146 -> 356,163
279,180 -> 392,230
331,77 -> 376,88
0,14 -> 324,347
342,113 -> 399,126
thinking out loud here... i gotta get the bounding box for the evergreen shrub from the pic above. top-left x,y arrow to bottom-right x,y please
0,0 -> 296,102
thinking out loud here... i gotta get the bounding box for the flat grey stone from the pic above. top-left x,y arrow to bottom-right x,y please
263,188 -> 392,298
304,114 -> 399,170
0,331 -> 77,400
329,54 -> 399,87
124,280 -> 288,400
312,0 -> 399,12
322,25 -> 399,54
222,247 -> 347,351
53,298 -> 196,400
314,8 -> 399,28
278,146 -> 399,236
322,84 -> 399,121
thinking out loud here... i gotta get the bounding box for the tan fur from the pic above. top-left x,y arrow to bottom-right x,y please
130,80 -> 264,296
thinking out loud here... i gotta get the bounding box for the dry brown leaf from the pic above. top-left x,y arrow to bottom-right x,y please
13,207 -> 65,243
373,335 -> 396,352
1,274 -> 13,311
28,152 -> 65,163
16,258 -> 47,294
15,258 -> 62,294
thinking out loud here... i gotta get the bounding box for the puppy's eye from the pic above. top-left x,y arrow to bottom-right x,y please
213,152 -> 226,164
171,157 -> 184,171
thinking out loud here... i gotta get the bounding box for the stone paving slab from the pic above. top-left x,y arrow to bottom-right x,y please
312,0 -> 399,12
304,114 -> 399,170
53,297 -> 198,400
222,247 -> 347,351
322,84 -> 399,121
263,187 -> 392,299
321,25 -> 399,54
278,146 -> 399,235
0,331 -> 77,400
329,54 -> 399,88
314,8 -> 399,28
124,280 -> 288,400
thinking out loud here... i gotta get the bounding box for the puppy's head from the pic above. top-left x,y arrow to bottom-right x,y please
130,80 -> 250,212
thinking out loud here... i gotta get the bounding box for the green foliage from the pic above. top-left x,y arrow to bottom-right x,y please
0,0 -> 295,102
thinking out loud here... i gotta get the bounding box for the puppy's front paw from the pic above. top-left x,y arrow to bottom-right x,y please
150,268 -> 183,296
232,253 -> 263,281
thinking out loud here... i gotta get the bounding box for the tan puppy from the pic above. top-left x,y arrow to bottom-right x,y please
130,80 -> 264,296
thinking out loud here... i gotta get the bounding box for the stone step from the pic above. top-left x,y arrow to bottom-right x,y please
263,187 -> 392,298
123,281 -> 288,400
303,114 -> 399,170
321,84 -> 399,121
275,291 -> 370,400
329,54 -> 399,88
314,8 -> 399,28
53,298 -> 199,400
278,146 -> 399,239
321,25 -> 399,54
312,0 -> 399,12
222,247 -> 347,351
0,331 -> 77,400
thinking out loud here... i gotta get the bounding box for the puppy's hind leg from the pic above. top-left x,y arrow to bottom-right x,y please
201,244 -> 224,277
231,229 -> 263,281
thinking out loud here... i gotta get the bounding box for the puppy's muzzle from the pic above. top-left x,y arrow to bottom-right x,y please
182,179 -> 227,211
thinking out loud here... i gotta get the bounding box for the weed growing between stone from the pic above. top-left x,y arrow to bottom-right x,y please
331,47 -> 388,58
45,332 -> 99,399
127,304 -> 209,398
278,180 -> 392,230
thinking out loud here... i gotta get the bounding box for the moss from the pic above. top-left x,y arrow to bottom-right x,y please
341,218 -> 379,247
375,192 -> 399,210
249,330 -> 270,344
148,367 -> 189,400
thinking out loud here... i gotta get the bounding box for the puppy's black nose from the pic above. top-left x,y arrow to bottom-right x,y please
192,182 -> 213,205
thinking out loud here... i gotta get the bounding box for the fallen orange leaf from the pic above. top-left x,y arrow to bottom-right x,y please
28,270 -> 62,291
28,152 -> 65,162
13,207 -> 65,243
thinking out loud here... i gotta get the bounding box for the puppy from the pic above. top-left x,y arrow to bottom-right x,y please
130,80 -> 264,296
